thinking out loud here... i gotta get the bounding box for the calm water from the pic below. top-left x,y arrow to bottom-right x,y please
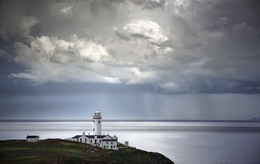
1,121 -> 260,164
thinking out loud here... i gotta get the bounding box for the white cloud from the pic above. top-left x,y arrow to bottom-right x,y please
60,6 -> 73,15
10,72 -> 38,81
72,36 -> 109,62
12,34 -> 161,85
158,81 -> 189,93
154,45 -> 173,57
113,19 -> 172,60
12,35 -> 118,84
127,67 -> 156,84
131,67 -> 142,76
123,20 -> 168,44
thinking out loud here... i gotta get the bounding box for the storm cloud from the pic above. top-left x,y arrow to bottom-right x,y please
1,0 -> 260,120
0,0 -> 259,93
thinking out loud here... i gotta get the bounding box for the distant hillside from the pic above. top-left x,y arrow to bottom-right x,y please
250,117 -> 260,121
0,139 -> 173,164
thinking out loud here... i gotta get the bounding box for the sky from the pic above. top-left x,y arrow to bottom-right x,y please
0,0 -> 260,120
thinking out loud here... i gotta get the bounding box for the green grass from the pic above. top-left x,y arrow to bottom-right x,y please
0,139 -> 173,164
110,147 -> 172,164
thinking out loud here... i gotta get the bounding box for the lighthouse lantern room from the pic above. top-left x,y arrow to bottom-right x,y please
93,111 -> 102,135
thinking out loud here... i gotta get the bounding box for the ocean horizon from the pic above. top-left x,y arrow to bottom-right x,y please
1,119 -> 260,122
1,121 -> 260,163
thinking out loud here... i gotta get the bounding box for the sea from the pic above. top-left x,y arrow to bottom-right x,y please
1,121 -> 260,164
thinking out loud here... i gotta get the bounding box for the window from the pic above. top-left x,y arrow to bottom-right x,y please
93,128 -> 95,131
106,146 -> 108,148
99,140 -> 101,143
111,142 -> 113,144
114,146 -> 115,148
98,120 -> 100,123
85,139 -> 87,142
106,142 -> 108,144
91,140 -> 92,143
93,120 -> 95,123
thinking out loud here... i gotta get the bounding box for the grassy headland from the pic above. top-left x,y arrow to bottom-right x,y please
0,139 -> 173,164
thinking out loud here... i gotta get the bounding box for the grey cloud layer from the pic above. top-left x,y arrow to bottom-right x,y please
1,0 -> 260,93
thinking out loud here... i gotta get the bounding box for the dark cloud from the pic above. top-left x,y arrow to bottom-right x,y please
129,0 -> 166,9
0,0 -> 260,120
0,0 -> 259,93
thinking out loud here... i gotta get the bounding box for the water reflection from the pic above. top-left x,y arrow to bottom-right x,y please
1,121 -> 260,164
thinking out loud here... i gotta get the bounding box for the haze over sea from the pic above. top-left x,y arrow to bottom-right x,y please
0,121 -> 260,164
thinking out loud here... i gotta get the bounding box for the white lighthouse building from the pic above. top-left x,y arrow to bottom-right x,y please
93,111 -> 102,135
71,111 -> 118,150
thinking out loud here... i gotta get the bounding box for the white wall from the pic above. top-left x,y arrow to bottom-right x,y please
71,135 -> 118,150
27,137 -> 39,142
102,141 -> 118,150
93,119 -> 102,135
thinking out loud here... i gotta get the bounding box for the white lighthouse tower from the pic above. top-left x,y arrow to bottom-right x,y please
93,111 -> 102,135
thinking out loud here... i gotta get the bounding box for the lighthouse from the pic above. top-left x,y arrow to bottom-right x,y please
93,111 -> 102,135
71,110 -> 118,150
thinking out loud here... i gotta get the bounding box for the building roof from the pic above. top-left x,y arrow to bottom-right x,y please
71,134 -> 118,140
72,135 -> 107,139
26,135 -> 39,138
85,135 -> 106,138
71,135 -> 82,139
